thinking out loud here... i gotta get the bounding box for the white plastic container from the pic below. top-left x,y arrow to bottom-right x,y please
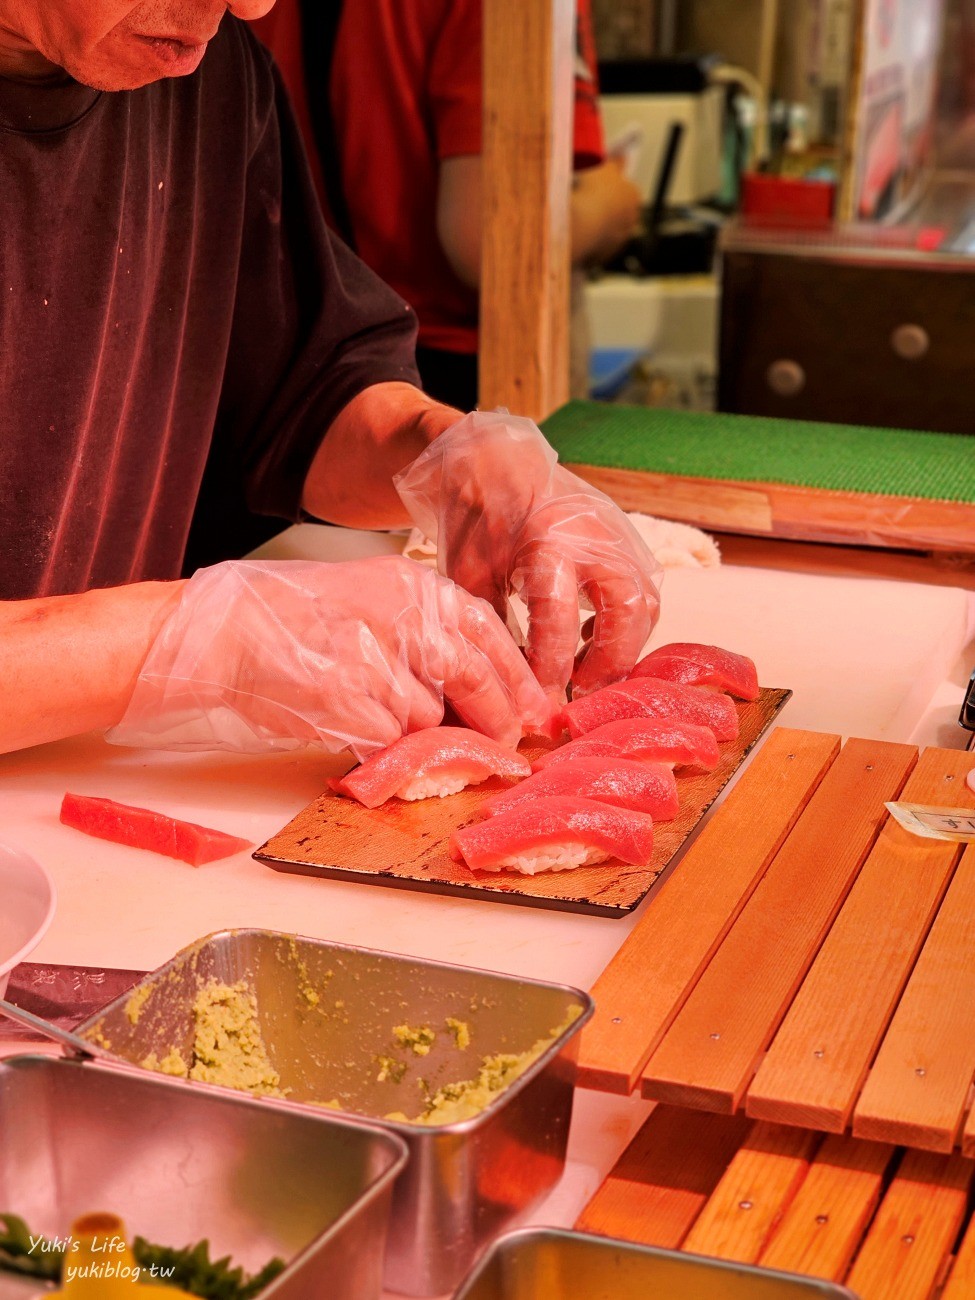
0,842 -> 57,1000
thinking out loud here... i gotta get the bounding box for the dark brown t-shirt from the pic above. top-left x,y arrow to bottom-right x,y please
0,19 -> 419,599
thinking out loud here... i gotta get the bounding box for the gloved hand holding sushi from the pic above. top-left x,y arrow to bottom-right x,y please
105,556 -> 555,759
394,410 -> 662,701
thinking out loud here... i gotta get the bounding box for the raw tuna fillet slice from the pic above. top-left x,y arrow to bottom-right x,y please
329,726 -> 530,809
630,642 -> 759,700
60,793 -> 251,866
562,678 -> 739,742
532,718 -> 721,773
451,795 -> 654,875
481,757 -> 679,821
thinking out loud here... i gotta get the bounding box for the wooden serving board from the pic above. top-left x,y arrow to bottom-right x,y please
578,1104 -> 975,1300
577,730 -> 975,1155
254,687 -> 791,918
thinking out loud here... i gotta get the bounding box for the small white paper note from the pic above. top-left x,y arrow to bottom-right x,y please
885,801 -> 975,843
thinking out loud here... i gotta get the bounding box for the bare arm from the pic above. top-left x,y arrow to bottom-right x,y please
0,580 -> 184,754
436,154 -> 642,289
300,381 -> 461,529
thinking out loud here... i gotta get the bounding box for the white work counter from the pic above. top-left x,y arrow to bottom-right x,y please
3,525 -> 974,1298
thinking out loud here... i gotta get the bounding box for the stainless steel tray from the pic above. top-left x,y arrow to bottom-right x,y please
452,1227 -> 861,1299
76,929 -> 593,1296
0,1054 -> 406,1300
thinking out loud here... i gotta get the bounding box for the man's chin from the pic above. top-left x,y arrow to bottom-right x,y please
63,42 -> 207,91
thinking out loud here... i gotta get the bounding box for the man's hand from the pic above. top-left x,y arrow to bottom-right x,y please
394,411 -> 661,701
107,556 -> 555,757
571,157 -> 643,267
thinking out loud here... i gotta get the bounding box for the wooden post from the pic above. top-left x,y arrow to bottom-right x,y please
757,0 -> 781,96
480,0 -> 574,420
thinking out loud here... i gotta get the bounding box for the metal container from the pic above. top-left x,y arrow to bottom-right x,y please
0,1054 -> 406,1300
452,1228 -> 861,1299
77,930 -> 594,1297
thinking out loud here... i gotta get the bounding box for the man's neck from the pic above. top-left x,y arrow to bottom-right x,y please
0,17 -> 62,83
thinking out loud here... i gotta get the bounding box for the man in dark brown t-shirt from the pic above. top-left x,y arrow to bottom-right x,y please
0,0 -> 660,757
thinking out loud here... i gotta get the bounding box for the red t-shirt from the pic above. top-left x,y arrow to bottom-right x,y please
252,0 -> 604,355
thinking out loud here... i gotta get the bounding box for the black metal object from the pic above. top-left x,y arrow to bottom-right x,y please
959,665 -> 975,747
598,54 -> 720,96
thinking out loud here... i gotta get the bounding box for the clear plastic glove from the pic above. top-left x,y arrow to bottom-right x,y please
394,410 -> 661,700
105,557 -> 555,758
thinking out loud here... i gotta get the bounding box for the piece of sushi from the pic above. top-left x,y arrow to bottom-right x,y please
562,678 -> 739,742
450,795 -> 654,875
481,757 -> 679,821
59,793 -> 251,866
630,642 -> 759,701
532,717 -> 721,773
329,726 -> 531,809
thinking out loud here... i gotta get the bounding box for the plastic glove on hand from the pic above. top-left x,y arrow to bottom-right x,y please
107,557 -> 554,758
394,410 -> 662,700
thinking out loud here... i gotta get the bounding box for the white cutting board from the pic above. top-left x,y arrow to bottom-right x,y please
652,564 -> 972,747
254,525 -> 973,749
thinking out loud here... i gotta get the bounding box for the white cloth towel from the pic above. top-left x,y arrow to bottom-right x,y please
403,511 -> 720,571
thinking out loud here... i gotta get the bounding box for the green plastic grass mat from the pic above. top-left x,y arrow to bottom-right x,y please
541,401 -> 975,504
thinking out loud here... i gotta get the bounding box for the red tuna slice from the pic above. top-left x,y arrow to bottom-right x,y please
450,795 -> 654,875
532,717 -> 720,773
481,757 -> 679,822
562,678 -> 739,742
630,642 -> 759,701
60,793 -> 251,867
329,726 -> 530,809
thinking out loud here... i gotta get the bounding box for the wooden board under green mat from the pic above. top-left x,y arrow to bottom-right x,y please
541,401 -> 975,554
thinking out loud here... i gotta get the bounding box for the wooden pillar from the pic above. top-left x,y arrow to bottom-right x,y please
480,0 -> 574,420
758,0 -> 781,94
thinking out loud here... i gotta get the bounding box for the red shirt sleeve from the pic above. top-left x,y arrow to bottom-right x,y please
428,0 -> 483,159
429,0 -> 606,169
573,0 -> 606,168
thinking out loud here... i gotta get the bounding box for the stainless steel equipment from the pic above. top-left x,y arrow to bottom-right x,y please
452,1227 -> 861,1299
0,1054 -> 406,1300
0,994 -> 123,1065
77,930 -> 593,1297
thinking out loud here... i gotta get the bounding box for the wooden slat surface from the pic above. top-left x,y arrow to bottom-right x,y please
755,1135 -> 894,1281
962,1093 -> 975,1160
844,1150 -> 973,1300
853,840 -> 975,1152
575,1106 -> 752,1248
681,1122 -> 819,1264
577,728 -> 838,1093
641,739 -> 917,1113
747,750 -> 968,1133
566,462 -> 975,556
581,1099 -> 975,1295
942,1197 -> 975,1299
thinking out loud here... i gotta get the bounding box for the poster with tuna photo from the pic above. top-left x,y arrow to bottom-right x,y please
844,0 -> 944,221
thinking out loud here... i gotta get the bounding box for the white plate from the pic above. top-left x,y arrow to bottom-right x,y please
0,842 -> 57,1001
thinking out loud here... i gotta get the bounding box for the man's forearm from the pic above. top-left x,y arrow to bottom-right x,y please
301,382 -> 461,529
0,580 -> 184,754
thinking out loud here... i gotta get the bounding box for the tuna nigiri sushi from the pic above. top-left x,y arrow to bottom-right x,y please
562,678 -> 739,742
630,642 -> 759,701
480,757 -> 679,822
450,795 -> 654,875
330,726 -> 531,809
532,717 -> 721,773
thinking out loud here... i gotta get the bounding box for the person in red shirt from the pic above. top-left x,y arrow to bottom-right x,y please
252,0 -> 641,409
